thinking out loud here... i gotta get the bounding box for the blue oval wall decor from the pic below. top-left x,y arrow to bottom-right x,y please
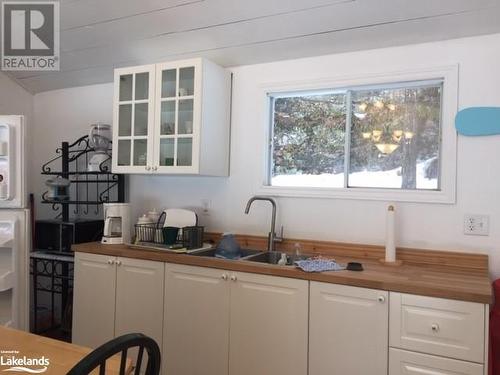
455,107 -> 500,136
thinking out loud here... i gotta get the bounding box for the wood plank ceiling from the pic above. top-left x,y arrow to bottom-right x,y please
7,0 -> 500,93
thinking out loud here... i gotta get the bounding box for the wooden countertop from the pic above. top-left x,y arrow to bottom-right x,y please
72,241 -> 492,304
0,326 -> 131,374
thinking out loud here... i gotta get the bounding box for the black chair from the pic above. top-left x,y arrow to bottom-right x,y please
67,333 -> 161,375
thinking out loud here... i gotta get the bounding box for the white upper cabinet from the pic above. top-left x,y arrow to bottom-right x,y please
113,58 -> 231,175
113,65 -> 156,174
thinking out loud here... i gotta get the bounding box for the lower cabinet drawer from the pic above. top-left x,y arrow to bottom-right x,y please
389,348 -> 484,375
390,292 -> 485,363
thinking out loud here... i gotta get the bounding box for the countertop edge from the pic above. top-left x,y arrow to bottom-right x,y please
72,242 -> 493,304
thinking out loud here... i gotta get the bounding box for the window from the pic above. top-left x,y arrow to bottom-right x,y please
269,80 -> 442,191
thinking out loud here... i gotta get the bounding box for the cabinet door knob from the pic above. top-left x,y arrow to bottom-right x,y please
431,323 -> 440,332
115,260 -> 122,266
230,275 -> 237,282
377,295 -> 386,303
221,274 -> 228,281
145,166 -> 151,171
107,259 -> 114,265
152,166 -> 158,171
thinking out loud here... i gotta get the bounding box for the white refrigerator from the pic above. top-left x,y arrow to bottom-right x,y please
0,115 -> 29,330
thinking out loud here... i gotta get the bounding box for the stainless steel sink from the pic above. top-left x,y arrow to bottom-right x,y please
190,248 -> 263,259
244,251 -> 311,265
244,251 -> 292,265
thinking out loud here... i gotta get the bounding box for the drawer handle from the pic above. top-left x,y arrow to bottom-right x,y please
145,166 -> 151,171
221,274 -> 228,281
431,323 -> 440,332
115,260 -> 122,266
377,296 -> 386,303
152,166 -> 158,171
230,275 -> 237,282
107,259 -> 114,265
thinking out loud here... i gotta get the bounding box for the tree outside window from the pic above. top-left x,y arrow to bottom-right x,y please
270,81 -> 442,190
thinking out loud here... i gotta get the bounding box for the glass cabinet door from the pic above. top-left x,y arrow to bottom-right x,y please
115,67 -> 154,172
156,63 -> 197,169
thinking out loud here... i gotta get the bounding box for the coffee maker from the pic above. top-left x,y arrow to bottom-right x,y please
102,203 -> 131,244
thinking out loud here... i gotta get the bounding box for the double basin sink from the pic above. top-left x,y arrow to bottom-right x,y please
190,248 -> 297,265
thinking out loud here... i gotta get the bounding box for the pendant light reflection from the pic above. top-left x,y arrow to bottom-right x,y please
375,143 -> 399,154
356,99 -> 412,155
392,130 -> 403,142
371,129 -> 382,142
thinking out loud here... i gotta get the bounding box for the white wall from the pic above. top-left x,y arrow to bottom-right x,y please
32,83 -> 113,218
0,72 -> 34,205
32,33 -> 500,278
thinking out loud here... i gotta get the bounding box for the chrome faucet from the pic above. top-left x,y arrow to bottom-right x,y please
244,196 -> 283,252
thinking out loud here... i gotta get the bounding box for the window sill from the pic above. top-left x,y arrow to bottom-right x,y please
257,185 -> 456,204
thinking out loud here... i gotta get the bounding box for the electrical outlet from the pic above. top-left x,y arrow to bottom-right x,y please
201,199 -> 211,216
464,214 -> 489,236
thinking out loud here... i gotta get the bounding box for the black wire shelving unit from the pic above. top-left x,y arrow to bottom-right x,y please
41,135 -> 125,221
31,135 -> 125,341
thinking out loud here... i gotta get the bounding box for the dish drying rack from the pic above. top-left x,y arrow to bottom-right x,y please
132,212 -> 206,253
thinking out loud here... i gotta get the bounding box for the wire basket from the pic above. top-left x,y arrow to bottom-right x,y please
135,223 -> 204,249
135,223 -> 164,244
182,226 -> 204,249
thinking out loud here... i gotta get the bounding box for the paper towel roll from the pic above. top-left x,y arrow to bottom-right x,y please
385,205 -> 396,263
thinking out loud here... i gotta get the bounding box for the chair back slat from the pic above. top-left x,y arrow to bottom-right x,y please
134,346 -> 144,375
119,348 -> 128,375
67,333 -> 160,375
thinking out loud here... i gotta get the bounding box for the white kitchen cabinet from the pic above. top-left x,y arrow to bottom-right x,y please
113,58 -> 231,175
228,271 -> 308,375
113,64 -> 156,173
72,252 -> 165,350
389,348 -> 484,375
309,282 -> 389,375
163,264 -> 308,375
114,257 -> 164,349
389,292 -> 485,363
72,252 -> 116,348
164,264 -> 230,375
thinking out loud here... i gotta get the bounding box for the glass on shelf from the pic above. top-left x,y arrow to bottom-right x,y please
179,66 -> 195,96
118,140 -> 131,166
177,138 -> 193,166
178,99 -> 193,134
119,74 -> 133,101
135,72 -> 149,100
160,101 -> 176,135
161,69 -> 177,98
118,104 -> 132,136
160,139 -> 175,166
134,103 -> 148,136
133,139 -> 148,166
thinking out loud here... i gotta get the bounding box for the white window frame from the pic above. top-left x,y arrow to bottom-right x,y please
257,65 -> 458,204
